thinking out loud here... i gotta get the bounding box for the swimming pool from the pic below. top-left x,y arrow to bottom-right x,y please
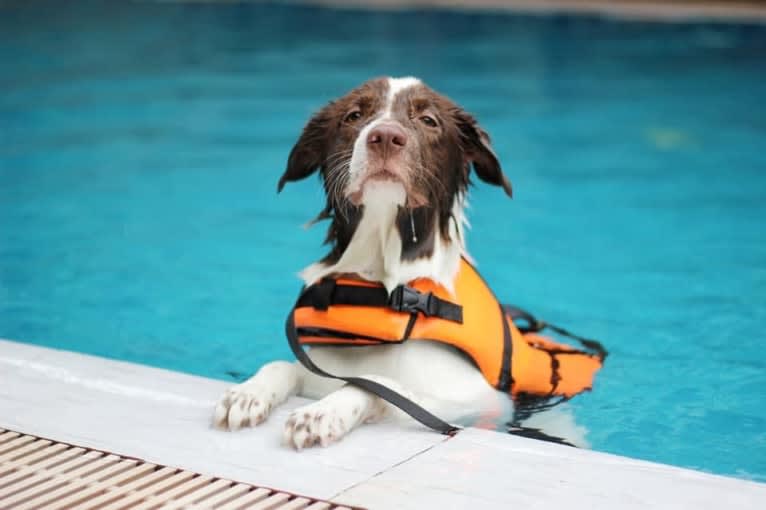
1,0 -> 765,481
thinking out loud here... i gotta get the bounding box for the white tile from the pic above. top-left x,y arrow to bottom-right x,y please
0,339 -> 445,501
2,339 -> 764,510
335,427 -> 766,509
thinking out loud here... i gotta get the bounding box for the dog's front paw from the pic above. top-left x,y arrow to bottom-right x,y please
213,383 -> 277,431
282,401 -> 353,450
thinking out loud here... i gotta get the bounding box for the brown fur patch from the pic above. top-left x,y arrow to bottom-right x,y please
278,78 -> 511,265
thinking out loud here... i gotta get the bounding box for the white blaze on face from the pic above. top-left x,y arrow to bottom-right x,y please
383,76 -> 421,117
347,76 -> 421,205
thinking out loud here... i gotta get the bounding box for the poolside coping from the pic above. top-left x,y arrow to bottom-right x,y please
0,339 -> 764,509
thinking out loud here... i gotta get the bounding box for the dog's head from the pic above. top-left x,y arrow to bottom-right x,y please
279,77 -> 512,285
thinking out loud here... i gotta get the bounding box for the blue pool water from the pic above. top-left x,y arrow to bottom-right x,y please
1,0 -> 765,481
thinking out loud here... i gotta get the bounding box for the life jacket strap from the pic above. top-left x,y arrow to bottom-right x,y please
296,280 -> 463,323
507,425 -> 576,447
503,304 -> 608,361
286,293 -> 461,436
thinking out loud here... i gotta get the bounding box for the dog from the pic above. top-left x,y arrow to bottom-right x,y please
213,76 -> 588,449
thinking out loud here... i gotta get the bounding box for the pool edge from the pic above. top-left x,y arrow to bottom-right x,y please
1,338 -> 764,509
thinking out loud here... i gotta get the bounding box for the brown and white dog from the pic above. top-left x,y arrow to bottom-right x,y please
213,77 -> 580,449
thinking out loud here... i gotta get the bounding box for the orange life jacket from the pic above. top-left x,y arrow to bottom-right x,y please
292,257 -> 605,399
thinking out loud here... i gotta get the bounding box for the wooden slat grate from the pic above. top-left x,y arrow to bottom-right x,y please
0,429 -> 362,510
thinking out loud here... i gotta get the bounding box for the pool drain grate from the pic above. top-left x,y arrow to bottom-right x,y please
0,428 -> 362,510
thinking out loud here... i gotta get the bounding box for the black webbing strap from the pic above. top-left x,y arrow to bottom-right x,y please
496,303 -> 513,393
285,304 -> 460,436
507,425 -> 576,447
296,280 -> 463,323
503,304 -> 608,361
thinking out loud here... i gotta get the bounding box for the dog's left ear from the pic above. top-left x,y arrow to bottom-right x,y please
277,106 -> 333,192
456,111 -> 512,198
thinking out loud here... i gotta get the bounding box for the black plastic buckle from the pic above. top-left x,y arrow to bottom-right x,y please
388,286 -> 435,316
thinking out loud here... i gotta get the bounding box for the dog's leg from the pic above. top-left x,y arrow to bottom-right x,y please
282,375 -> 420,450
213,361 -> 301,430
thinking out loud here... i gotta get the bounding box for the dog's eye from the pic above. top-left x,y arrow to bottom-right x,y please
344,110 -> 362,123
419,115 -> 438,128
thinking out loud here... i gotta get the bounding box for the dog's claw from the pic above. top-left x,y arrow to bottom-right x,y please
213,385 -> 275,430
282,403 -> 350,450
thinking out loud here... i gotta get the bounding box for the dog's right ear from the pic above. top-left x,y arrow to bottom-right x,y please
277,106 -> 333,193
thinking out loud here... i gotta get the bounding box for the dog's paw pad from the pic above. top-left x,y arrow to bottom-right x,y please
213,384 -> 274,431
282,405 -> 349,450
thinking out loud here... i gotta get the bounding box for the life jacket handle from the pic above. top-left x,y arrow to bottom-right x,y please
503,305 -> 608,361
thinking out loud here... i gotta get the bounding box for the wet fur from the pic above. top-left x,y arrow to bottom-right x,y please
278,77 -> 510,278
213,77 -> 585,449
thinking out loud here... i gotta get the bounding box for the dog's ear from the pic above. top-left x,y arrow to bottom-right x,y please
277,106 -> 333,192
456,111 -> 512,198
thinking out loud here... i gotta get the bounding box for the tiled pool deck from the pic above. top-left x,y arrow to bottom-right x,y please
1,339 -> 764,509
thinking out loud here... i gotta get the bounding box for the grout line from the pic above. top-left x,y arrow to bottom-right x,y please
328,430 -> 456,502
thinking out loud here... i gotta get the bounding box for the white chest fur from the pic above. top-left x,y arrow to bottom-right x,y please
300,182 -> 469,294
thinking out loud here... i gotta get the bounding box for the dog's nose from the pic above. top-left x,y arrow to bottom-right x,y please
367,123 -> 408,155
